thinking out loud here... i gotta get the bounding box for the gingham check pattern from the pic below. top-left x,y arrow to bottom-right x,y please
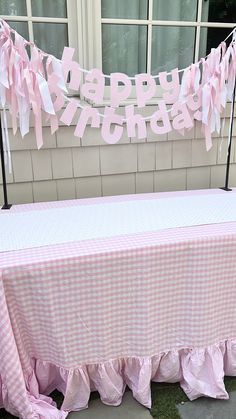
1,189 -> 236,418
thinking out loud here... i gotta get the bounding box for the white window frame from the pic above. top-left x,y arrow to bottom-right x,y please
0,0 -> 80,61
83,0 -> 236,68
80,0 -> 236,104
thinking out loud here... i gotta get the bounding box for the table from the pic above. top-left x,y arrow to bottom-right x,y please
1,189 -> 236,418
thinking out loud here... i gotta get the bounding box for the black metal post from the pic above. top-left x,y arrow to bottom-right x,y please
220,76 -> 236,191
0,114 -> 12,209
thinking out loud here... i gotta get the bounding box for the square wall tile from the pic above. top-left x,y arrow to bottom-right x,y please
146,124 -> 168,142
9,129 -> 38,150
0,159 -> 14,184
52,148 -> 73,179
136,172 -> 154,193
56,126 -> 81,148
138,143 -> 156,172
57,179 -> 76,200
81,127 -> 105,147
100,144 -> 137,175
217,137 -> 234,165
72,147 -> 100,177
12,151 -> 33,182
75,177 -> 102,198
156,142 -> 172,170
211,164 -> 236,188
102,174 -> 135,196
31,149 -> 52,181
210,165 -> 226,188
33,180 -> 58,202
81,125 -> 129,147
41,127 -> 57,149
154,169 -> 186,192
187,167 -> 210,190
194,119 -> 235,140
172,140 -> 192,169
195,121 -> 220,139
229,164 -> 236,187
8,182 -> 33,204
168,127 -> 194,141
192,139 -> 217,167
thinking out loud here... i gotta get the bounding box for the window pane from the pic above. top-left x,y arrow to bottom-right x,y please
202,0 -> 236,23
32,0 -> 67,18
33,23 -> 68,59
0,0 -> 27,16
151,26 -> 195,74
102,24 -> 147,78
101,0 -> 148,20
199,27 -> 233,59
153,0 -> 198,21
7,21 -> 29,40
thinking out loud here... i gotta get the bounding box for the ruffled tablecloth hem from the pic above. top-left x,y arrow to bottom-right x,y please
2,338 -> 236,418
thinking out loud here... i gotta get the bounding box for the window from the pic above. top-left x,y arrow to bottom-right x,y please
1,0 -> 235,88
0,0 -> 79,59
98,0 -> 236,78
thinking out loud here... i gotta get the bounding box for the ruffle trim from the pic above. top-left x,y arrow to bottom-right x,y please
2,339 -> 236,418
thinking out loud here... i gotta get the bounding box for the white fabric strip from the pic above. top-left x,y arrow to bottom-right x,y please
1,192 -> 236,252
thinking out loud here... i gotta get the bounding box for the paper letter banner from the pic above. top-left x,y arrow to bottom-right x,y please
0,18 -> 236,154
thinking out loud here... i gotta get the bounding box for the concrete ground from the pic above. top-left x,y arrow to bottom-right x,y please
2,389 -> 236,418
68,392 -> 152,419
68,391 -> 236,419
177,393 -> 236,419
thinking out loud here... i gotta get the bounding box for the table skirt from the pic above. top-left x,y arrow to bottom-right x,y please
1,190 -> 236,418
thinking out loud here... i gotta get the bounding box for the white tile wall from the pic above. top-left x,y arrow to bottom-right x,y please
156,142 -> 172,170
8,182 -> 33,205
81,126 -> 130,147
136,172 -> 154,193
229,164 -> 236,187
12,151 -> 33,182
154,169 -> 187,192
102,173 -> 136,196
56,126 -> 81,148
33,180 -> 58,202
217,137 -> 233,165
2,115 -> 236,205
41,128 -> 57,149
75,176 -> 102,198
146,124 -> 168,142
168,127 -> 194,141
31,149 -> 52,181
9,129 -> 38,150
173,140 -> 192,168
187,167 -> 211,190
100,144 -> 137,175
57,178 -> 76,200
192,139 -> 217,167
52,148 -> 73,179
0,159 -> 14,184
211,164 -> 236,189
72,147 -> 100,177
138,143 -> 156,172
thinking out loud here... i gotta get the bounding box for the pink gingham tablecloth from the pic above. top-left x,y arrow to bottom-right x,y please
1,189 -> 236,418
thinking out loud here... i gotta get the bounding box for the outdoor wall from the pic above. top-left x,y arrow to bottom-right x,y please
0,104 -> 236,206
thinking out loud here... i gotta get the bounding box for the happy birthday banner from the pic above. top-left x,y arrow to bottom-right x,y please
0,18 -> 236,155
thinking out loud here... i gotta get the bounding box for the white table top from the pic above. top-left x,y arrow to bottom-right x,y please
1,189 -> 236,252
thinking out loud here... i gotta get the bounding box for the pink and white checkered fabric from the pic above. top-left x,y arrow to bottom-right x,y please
1,189 -> 236,418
